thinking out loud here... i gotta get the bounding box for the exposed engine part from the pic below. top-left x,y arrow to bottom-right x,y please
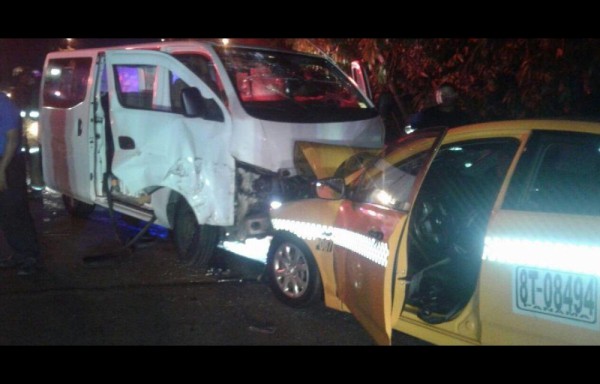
226,161 -> 316,242
277,174 -> 315,202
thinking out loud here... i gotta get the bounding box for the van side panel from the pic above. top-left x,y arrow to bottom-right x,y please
40,53 -> 96,203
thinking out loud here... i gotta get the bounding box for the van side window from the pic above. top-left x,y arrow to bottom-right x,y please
169,71 -> 225,122
113,65 -> 157,110
169,72 -> 188,113
42,57 -> 92,109
172,53 -> 227,105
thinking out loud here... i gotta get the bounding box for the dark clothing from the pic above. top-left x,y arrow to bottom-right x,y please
0,93 -> 21,154
409,105 -> 472,130
378,91 -> 405,144
0,92 -> 40,264
0,152 -> 40,262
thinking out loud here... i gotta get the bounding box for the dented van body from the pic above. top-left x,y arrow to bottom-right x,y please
39,40 -> 384,265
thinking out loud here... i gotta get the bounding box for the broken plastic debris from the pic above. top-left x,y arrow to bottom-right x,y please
205,267 -> 231,277
248,325 -> 276,334
217,277 -> 244,283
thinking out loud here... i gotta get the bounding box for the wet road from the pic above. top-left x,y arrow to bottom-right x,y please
0,190 -> 427,345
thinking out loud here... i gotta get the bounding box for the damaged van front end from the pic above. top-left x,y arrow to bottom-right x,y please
40,40 -> 384,267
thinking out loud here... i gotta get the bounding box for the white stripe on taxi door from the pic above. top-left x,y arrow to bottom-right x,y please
272,218 -> 389,267
483,236 -> 600,277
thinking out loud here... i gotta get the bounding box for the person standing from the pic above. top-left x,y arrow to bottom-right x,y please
407,82 -> 473,132
0,91 -> 41,275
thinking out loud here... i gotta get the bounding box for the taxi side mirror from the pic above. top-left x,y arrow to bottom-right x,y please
315,177 -> 345,200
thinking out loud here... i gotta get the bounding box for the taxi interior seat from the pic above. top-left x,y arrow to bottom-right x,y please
406,168 -> 501,324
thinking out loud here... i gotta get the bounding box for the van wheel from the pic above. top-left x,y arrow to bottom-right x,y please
62,195 -> 95,218
266,233 -> 322,308
173,199 -> 219,267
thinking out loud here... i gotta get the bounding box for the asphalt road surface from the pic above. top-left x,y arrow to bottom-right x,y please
0,190 -> 428,346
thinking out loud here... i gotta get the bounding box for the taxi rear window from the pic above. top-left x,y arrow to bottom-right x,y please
504,130 -> 600,215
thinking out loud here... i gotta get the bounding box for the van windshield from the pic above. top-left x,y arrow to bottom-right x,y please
214,46 -> 378,123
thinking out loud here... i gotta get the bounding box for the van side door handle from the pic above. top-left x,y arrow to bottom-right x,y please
118,136 -> 135,150
77,119 -> 82,136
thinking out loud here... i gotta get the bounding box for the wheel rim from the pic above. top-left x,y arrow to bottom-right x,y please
272,242 -> 310,299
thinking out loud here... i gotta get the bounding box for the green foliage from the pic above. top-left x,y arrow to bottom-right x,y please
288,38 -> 600,123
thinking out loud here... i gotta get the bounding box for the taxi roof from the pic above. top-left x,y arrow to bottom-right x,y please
383,119 -> 600,162
392,119 -> 600,147
452,119 -> 600,135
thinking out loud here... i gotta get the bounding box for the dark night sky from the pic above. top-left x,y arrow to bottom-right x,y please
0,38 -> 160,87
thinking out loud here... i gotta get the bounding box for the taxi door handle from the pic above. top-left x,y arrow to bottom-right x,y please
367,229 -> 384,241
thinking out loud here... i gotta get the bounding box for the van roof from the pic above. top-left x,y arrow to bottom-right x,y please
46,39 -> 321,59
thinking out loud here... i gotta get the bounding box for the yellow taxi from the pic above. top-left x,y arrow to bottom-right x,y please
266,120 -> 600,345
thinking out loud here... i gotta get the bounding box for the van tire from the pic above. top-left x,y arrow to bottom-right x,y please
173,199 -> 219,267
62,195 -> 96,218
266,232 -> 323,308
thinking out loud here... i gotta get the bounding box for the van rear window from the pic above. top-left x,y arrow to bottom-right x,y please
42,57 -> 92,109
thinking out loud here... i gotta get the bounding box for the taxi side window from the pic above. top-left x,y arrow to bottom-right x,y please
350,152 -> 428,211
504,130 -> 600,215
416,138 -> 520,222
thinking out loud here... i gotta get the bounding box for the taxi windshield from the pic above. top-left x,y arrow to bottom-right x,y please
214,46 -> 378,123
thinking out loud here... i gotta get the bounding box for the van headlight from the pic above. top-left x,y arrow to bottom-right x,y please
25,121 -> 39,140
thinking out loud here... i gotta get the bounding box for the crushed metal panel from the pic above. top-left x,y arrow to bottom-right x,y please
229,117 -> 384,174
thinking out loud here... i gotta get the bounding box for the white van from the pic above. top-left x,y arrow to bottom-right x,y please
39,40 -> 384,266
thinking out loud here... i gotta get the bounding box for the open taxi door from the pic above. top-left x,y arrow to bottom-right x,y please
332,129 -> 447,344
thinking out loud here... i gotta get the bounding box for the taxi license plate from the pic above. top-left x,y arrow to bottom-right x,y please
515,267 -> 597,327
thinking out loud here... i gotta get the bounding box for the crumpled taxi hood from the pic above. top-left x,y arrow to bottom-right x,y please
294,141 -> 381,179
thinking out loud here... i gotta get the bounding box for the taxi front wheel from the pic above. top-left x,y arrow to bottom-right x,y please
267,233 -> 323,308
